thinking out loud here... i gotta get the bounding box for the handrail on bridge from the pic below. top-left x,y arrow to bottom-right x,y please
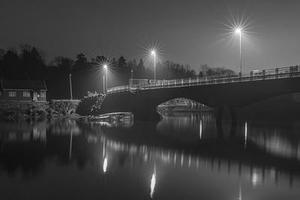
107,65 -> 300,94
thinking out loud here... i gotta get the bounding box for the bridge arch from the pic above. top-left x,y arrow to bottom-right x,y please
156,97 -> 212,116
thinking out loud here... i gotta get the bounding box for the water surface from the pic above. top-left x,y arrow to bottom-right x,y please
0,114 -> 300,200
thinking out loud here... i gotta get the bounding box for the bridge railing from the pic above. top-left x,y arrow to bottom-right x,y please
107,85 -> 130,93
107,65 -> 300,94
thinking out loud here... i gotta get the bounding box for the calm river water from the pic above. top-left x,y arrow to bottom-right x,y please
0,113 -> 300,200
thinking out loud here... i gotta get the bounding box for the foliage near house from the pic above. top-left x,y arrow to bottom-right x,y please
0,101 -> 48,121
76,93 -> 106,116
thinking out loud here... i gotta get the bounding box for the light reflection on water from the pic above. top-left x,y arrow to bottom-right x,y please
0,114 -> 300,199
150,167 -> 156,199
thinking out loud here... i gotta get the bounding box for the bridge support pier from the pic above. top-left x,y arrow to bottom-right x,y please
215,106 -> 238,138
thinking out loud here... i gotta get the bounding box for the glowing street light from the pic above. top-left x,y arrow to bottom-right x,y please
150,49 -> 157,81
103,64 -> 108,93
103,64 -> 108,71
234,27 -> 243,75
235,27 -> 242,35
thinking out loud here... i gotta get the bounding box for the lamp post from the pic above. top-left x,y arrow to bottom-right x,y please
103,64 -> 108,93
69,73 -> 73,100
235,27 -> 243,75
130,69 -> 133,87
151,50 -> 157,81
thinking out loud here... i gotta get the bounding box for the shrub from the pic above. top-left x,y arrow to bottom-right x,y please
76,93 -> 106,116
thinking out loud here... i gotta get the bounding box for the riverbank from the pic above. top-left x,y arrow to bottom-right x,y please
0,99 -> 81,121
0,101 -> 48,121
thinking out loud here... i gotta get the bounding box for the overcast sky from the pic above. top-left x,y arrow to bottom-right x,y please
1,0 -> 300,72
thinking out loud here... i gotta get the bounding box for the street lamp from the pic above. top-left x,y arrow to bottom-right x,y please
103,64 -> 108,93
151,49 -> 157,81
234,27 -> 243,75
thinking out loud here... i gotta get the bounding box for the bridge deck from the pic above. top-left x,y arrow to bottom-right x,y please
107,66 -> 300,94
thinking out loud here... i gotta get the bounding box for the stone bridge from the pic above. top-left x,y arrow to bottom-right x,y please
100,66 -> 300,121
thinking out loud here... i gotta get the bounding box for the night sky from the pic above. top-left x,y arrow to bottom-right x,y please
1,0 -> 300,72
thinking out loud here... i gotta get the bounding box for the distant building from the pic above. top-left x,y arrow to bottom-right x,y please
0,80 -> 47,102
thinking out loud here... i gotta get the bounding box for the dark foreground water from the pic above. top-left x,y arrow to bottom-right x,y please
1,113 -> 300,200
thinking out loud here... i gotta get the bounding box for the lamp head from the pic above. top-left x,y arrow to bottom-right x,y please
151,49 -> 156,56
235,27 -> 242,35
103,64 -> 108,70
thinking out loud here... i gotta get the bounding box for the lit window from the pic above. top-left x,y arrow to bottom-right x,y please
23,91 -> 30,97
8,91 -> 16,97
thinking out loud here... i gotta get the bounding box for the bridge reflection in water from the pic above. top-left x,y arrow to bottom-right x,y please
100,121 -> 300,191
97,113 -> 300,196
0,115 -> 300,199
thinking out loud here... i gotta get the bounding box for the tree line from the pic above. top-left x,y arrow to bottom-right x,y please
0,45 -> 235,99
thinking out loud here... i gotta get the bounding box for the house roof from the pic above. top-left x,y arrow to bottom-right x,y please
0,80 -> 47,90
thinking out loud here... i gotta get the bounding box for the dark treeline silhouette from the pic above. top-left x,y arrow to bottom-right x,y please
0,45 -> 235,99
199,64 -> 236,77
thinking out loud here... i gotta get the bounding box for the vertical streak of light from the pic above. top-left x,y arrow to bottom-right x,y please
103,157 -> 108,173
244,122 -> 248,148
181,154 -> 184,166
150,167 -> 156,198
68,130 -> 73,160
240,31 -> 242,74
102,138 -> 106,158
154,53 -> 156,81
238,185 -> 242,200
174,153 -> 177,165
199,120 -> 203,140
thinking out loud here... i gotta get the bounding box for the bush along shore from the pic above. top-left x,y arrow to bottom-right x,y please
76,93 -> 106,116
0,101 -> 48,121
0,99 -> 81,121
